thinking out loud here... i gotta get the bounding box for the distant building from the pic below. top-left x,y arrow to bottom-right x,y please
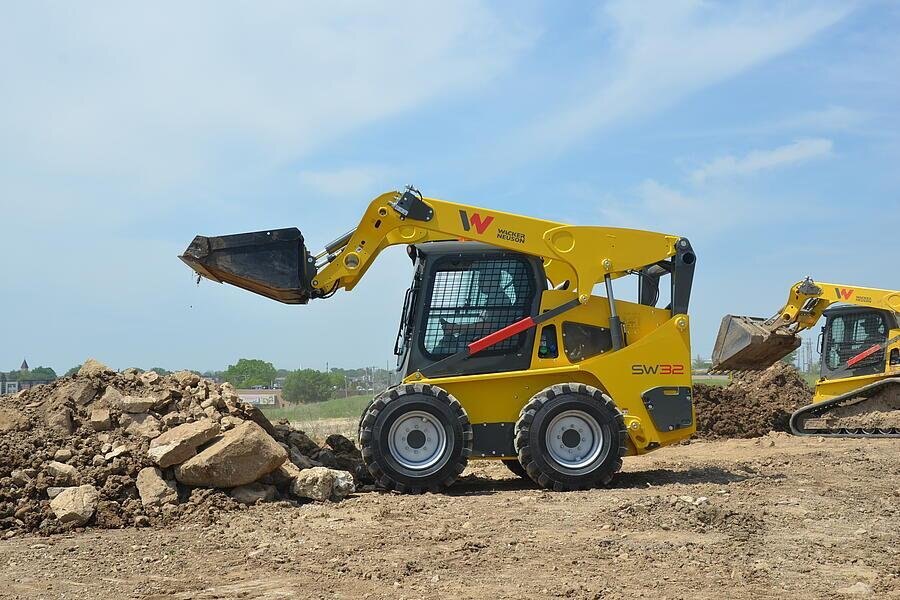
0,376 -> 19,395
1,359 -> 55,395
237,389 -> 283,408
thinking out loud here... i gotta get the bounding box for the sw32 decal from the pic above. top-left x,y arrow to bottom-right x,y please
631,364 -> 686,375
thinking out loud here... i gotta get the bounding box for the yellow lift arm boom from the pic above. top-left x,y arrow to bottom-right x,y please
310,188 -> 684,303
767,278 -> 900,335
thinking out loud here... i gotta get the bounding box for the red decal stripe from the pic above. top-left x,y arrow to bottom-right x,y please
467,316 -> 535,355
847,344 -> 881,367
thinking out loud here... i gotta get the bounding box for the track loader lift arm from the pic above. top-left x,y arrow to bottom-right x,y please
712,277 -> 900,371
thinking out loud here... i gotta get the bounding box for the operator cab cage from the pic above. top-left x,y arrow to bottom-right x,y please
819,305 -> 900,379
393,240 -> 695,379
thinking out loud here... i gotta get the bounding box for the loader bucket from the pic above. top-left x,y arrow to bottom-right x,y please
179,228 -> 318,304
710,315 -> 801,372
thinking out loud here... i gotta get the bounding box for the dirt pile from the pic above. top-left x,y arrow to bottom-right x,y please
693,363 -> 812,438
0,359 -> 365,537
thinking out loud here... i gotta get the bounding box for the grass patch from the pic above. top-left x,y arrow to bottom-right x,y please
260,394 -> 372,422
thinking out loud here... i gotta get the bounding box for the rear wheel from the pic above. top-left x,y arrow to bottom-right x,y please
359,384 -> 473,493
515,383 -> 626,491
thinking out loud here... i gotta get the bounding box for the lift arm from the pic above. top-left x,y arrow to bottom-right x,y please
310,188 -> 686,302
766,278 -> 900,335
711,277 -> 900,372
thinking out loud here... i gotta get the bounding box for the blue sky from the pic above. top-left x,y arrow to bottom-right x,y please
1,1 -> 898,373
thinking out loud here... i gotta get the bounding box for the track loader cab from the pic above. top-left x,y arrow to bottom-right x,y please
819,306 -> 899,381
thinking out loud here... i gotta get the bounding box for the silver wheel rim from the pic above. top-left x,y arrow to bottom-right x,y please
545,410 -> 604,469
387,411 -> 449,471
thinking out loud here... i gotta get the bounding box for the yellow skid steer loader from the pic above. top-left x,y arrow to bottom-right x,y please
181,187 -> 698,492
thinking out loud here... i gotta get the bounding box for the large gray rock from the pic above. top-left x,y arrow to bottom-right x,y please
230,482 -> 276,505
173,370 -> 200,387
52,380 -> 97,406
46,461 -> 78,485
78,359 -> 112,379
46,408 -> 74,435
98,386 -> 123,408
290,467 -> 355,502
125,413 -> 161,438
121,396 -> 155,414
136,467 -> 178,508
174,421 -> 287,488
148,419 -> 220,468
140,370 -> 160,385
50,485 -> 98,526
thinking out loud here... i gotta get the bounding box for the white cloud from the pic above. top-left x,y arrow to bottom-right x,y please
501,1 -> 851,160
762,106 -> 867,133
690,138 -> 833,183
593,179 -> 747,236
0,1 -> 537,199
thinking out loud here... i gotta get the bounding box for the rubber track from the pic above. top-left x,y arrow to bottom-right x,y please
790,378 -> 900,438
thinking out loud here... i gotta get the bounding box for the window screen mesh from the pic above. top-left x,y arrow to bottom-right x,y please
825,313 -> 887,370
422,259 -> 534,358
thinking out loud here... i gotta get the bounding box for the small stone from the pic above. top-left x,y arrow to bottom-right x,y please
53,448 -> 73,462
136,467 -> 178,508
140,370 -> 160,385
104,446 -> 130,461
134,515 -> 151,527
121,396 -> 155,414
837,582 -> 872,596
230,483 -> 277,505
10,470 -> 32,485
90,408 -> 112,431
290,467 -> 355,502
50,485 -> 98,526
46,461 -> 78,485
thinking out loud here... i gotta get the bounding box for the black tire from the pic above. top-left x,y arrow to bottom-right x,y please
515,383 -> 626,491
502,459 -> 529,479
359,383 -> 473,493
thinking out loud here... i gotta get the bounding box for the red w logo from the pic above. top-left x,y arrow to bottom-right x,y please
459,210 -> 494,235
835,287 -> 854,300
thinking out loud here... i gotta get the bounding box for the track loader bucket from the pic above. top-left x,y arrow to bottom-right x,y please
710,315 -> 801,372
179,228 -> 317,304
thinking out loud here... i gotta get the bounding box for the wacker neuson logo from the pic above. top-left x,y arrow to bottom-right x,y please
459,210 -> 526,244
458,209 -> 494,234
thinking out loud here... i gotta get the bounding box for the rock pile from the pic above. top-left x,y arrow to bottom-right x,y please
0,359 -> 365,536
693,363 -> 812,438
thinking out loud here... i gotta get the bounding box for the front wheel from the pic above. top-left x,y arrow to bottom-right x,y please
515,384 -> 626,491
359,384 -> 473,494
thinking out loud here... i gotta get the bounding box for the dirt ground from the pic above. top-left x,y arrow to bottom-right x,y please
1,434 -> 896,600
